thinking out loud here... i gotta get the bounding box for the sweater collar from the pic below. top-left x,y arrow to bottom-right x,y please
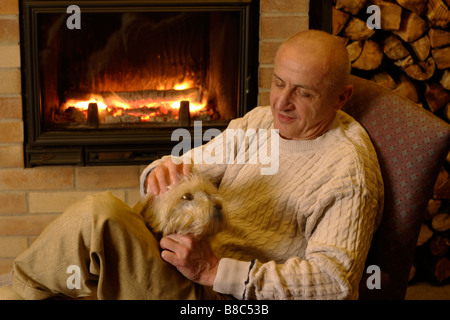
275,112 -> 342,153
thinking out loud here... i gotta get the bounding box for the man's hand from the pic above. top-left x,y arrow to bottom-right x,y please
145,157 -> 192,195
160,234 -> 220,287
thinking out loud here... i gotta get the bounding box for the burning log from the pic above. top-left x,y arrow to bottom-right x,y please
103,87 -> 201,104
65,87 -> 202,108
61,107 -> 86,123
62,85 -> 210,125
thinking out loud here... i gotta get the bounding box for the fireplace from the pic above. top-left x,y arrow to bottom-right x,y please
20,0 -> 259,167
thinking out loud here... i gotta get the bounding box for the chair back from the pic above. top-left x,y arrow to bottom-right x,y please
342,75 -> 450,299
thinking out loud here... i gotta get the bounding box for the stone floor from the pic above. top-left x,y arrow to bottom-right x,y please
405,281 -> 450,300
2,271 -> 449,299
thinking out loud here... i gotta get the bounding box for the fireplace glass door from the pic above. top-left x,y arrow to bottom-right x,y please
21,0 -> 259,166
40,10 -> 240,128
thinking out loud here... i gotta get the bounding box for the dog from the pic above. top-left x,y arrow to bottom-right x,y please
135,173 -> 225,238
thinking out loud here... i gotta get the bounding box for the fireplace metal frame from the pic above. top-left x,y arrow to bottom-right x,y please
20,0 -> 259,167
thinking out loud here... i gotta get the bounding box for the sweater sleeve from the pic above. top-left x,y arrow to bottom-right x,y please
214,183 -> 382,300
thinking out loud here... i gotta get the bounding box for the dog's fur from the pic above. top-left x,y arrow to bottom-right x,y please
135,173 -> 225,238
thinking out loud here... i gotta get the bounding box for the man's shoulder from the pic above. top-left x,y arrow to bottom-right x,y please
331,111 -> 383,184
333,111 -> 373,150
324,111 -> 380,172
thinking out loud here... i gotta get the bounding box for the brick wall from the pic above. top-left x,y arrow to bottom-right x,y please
0,0 -> 309,273
258,0 -> 309,105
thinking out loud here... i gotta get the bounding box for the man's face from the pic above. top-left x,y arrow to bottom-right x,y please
270,45 -> 340,140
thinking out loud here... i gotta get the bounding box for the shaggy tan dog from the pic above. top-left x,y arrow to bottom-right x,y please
135,173 -> 225,238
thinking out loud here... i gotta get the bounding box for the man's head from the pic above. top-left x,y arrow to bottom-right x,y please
270,30 -> 353,140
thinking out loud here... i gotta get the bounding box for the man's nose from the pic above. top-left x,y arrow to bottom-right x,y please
275,89 -> 294,111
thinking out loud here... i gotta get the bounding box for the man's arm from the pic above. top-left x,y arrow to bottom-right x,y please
214,187 -> 382,300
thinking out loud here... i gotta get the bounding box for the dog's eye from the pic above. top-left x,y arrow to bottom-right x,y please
182,193 -> 193,201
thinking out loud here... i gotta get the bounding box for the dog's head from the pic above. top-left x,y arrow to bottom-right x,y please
141,174 -> 225,237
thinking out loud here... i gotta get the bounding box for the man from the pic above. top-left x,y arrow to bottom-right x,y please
1,30 -> 383,300
142,30 -> 384,299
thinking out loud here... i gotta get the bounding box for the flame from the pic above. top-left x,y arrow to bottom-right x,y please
174,83 -> 188,90
170,100 -> 205,113
63,81 -> 208,122
68,97 -> 108,111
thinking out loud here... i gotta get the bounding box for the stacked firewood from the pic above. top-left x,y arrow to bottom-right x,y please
413,165 -> 450,284
332,0 -> 450,285
332,0 -> 449,112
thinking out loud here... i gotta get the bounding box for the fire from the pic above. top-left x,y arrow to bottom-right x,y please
62,81 -> 208,123
69,97 -> 108,111
170,100 -> 206,113
174,83 -> 190,90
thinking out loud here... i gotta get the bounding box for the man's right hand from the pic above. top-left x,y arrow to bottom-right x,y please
145,157 -> 192,196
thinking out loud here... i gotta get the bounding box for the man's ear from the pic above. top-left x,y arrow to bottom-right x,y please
335,84 -> 354,111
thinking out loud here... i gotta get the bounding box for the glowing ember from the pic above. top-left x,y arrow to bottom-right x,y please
61,81 -> 210,124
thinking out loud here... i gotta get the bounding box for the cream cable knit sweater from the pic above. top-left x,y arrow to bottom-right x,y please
140,106 -> 384,300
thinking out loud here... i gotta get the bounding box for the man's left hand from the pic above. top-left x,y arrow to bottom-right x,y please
160,234 -> 219,287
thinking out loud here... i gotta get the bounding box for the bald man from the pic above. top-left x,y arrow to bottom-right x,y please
143,30 -> 384,299
2,30 -> 383,300
270,30 -> 353,140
